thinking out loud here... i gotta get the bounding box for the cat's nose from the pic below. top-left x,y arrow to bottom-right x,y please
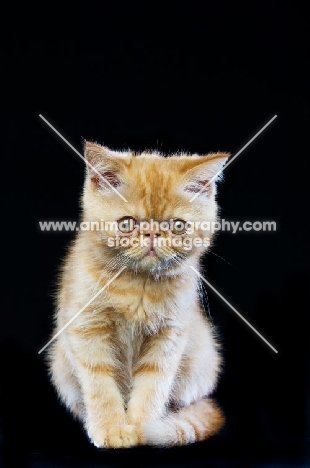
144,232 -> 161,246
143,231 -> 160,250
144,232 -> 161,237
143,231 -> 160,242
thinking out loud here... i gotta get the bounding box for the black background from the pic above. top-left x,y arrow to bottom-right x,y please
1,1 -> 309,467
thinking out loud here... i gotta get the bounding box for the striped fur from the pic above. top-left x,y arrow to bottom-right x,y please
48,143 -> 229,448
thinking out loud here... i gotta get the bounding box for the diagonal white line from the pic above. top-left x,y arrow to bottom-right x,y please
39,114 -> 128,203
190,266 -> 278,353
38,266 -> 127,354
189,115 -> 277,202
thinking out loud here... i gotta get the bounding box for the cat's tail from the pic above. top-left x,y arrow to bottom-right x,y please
143,398 -> 224,447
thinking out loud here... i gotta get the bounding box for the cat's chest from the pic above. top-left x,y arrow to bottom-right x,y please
115,319 -> 144,360
108,277 -> 188,325
105,275 -> 196,333
118,286 -> 168,323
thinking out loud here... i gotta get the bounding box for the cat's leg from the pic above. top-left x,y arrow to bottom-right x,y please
142,318 -> 223,447
49,339 -> 84,420
67,326 -> 139,448
126,327 -> 187,425
169,317 -> 221,407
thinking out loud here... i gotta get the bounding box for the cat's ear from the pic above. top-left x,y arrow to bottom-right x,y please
181,153 -> 230,195
84,141 -> 124,190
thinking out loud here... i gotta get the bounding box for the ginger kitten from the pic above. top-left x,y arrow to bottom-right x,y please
48,142 -> 229,448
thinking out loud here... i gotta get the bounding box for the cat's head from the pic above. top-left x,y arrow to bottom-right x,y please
82,142 -> 229,276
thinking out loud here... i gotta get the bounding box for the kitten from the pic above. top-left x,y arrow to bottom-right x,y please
48,142 -> 229,448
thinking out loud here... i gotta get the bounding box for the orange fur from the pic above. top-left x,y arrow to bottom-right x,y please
48,142 -> 229,448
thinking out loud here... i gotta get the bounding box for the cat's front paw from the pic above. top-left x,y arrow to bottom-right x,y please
89,424 -> 146,448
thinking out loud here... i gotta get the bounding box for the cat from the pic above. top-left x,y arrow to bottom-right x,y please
48,142 -> 229,448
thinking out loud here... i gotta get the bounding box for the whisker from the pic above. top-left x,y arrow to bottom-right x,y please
208,250 -> 237,269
